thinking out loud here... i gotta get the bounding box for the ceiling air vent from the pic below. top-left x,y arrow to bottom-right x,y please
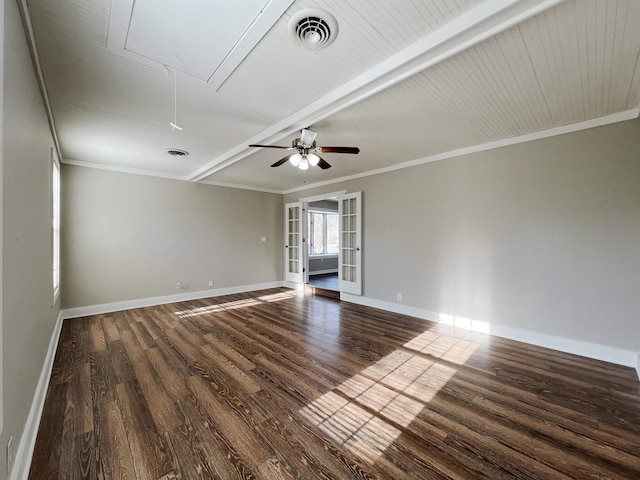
166,148 -> 189,157
288,9 -> 338,50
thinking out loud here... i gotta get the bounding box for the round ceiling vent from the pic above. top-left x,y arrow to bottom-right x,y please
288,9 -> 338,50
166,148 -> 189,157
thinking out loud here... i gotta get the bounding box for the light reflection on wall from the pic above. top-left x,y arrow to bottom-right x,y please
438,313 -> 491,334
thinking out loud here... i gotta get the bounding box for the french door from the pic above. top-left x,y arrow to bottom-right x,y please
284,202 -> 304,283
339,192 -> 362,295
286,192 -> 361,295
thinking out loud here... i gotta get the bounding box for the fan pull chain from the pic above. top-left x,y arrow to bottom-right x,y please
169,66 -> 182,131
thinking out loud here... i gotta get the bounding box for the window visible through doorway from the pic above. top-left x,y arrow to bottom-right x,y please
308,211 -> 338,255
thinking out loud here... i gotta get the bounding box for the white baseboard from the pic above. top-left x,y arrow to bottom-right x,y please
284,281 -> 305,291
61,281 -> 285,319
487,323 -> 637,368
61,285 -> 640,370
341,293 -> 440,325
10,311 -> 64,480
340,293 -> 638,369
10,288 -> 640,480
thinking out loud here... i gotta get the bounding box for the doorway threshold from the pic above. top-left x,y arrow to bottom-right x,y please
305,284 -> 340,300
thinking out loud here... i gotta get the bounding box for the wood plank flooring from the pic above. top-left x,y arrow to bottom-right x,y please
29,288 -> 640,479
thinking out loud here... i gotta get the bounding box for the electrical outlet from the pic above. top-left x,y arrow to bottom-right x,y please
396,293 -> 402,302
176,282 -> 184,289
7,436 -> 13,474
208,280 -> 213,287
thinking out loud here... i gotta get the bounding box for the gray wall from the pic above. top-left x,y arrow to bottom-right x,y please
308,199 -> 339,211
62,166 -> 283,308
0,0 -> 4,441
286,119 -> 640,353
2,0 -> 62,477
309,255 -> 338,274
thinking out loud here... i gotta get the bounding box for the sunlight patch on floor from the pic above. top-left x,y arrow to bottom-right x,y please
173,290 -> 298,318
174,298 -> 262,318
258,290 -> 299,302
300,390 -> 402,462
299,329 -> 479,462
403,330 -> 480,365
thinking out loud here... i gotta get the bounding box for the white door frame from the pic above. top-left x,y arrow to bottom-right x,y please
338,191 -> 362,296
302,201 -> 309,285
299,191 -> 345,287
293,190 -> 362,296
284,202 -> 304,285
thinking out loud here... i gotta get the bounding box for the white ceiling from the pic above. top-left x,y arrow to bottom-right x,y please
23,0 -> 640,193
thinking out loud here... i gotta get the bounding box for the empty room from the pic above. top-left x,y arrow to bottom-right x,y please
2,0 -> 640,479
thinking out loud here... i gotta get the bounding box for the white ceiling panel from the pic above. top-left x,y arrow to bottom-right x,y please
518,0 -> 640,123
22,0 -> 640,192
219,0 -> 486,113
108,0 -> 295,87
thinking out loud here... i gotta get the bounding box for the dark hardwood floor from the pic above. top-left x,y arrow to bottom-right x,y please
308,273 -> 339,291
29,288 -> 640,479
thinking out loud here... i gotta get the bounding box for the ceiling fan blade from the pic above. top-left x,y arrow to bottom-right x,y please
318,146 -> 360,154
249,144 -> 293,150
270,155 -> 292,167
317,157 -> 332,169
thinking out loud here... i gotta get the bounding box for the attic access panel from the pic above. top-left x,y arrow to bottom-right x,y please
107,0 -> 294,89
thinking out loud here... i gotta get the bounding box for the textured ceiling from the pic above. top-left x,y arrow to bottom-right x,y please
23,0 -> 640,193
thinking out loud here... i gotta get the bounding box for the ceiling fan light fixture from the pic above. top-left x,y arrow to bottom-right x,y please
300,128 -> 317,146
250,128 -> 359,172
288,9 -> 338,50
289,153 -> 302,166
307,153 -> 320,166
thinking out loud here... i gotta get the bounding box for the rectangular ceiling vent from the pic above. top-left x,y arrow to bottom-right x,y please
107,0 -> 294,90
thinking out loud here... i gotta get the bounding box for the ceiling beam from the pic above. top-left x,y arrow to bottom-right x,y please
187,0 -> 565,182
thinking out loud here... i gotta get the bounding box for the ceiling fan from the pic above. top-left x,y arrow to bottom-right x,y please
249,128 -> 359,170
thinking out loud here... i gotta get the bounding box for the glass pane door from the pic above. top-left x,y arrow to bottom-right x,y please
339,192 -> 361,295
285,202 -> 303,283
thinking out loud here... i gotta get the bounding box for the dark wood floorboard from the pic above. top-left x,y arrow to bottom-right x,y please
29,288 -> 640,479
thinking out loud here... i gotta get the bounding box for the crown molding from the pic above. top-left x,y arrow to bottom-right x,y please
16,0 -> 62,162
62,158 -> 187,181
63,107 -> 638,196
283,108 -> 639,194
